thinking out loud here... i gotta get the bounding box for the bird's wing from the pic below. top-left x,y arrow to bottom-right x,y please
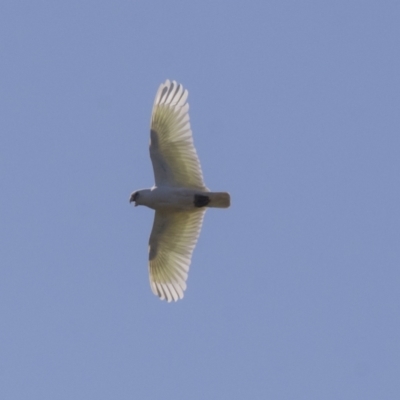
148,209 -> 206,302
150,80 -> 208,191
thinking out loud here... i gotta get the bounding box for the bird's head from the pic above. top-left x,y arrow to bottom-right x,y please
129,191 -> 140,206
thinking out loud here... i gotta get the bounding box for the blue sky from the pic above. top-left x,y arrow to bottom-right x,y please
1,1 -> 399,399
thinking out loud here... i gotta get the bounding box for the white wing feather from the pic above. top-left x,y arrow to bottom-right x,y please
148,209 -> 206,302
150,80 -> 208,190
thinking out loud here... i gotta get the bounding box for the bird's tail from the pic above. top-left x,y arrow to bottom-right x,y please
204,192 -> 231,208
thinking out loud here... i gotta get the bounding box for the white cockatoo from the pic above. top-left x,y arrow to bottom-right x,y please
130,80 -> 230,302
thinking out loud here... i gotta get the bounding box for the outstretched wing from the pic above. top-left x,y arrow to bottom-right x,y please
148,209 -> 206,302
150,80 -> 208,190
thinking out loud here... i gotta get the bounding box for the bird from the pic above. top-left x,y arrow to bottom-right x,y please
130,80 -> 230,302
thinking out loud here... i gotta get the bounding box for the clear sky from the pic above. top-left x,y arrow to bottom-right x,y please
1,1 -> 399,399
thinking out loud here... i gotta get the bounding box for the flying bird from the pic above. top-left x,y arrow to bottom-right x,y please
130,80 -> 230,302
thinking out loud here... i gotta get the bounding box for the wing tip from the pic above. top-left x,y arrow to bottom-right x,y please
155,79 -> 188,107
150,279 -> 186,303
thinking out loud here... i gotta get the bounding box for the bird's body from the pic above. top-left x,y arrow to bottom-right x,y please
130,80 -> 230,302
132,186 -> 230,211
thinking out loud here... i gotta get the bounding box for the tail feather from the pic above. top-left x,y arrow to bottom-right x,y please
206,192 -> 230,208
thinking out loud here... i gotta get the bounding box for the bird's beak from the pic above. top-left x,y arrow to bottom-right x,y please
129,195 -> 138,206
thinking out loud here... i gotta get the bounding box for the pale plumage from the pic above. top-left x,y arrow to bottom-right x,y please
150,81 -> 207,190
130,80 -> 230,302
148,210 -> 205,302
